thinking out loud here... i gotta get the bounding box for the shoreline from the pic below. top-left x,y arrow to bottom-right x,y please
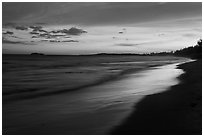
3,59 -> 186,104
111,59 -> 202,135
3,59 -> 188,135
2,64 -> 152,103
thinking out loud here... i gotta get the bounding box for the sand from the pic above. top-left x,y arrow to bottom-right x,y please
111,59 -> 202,135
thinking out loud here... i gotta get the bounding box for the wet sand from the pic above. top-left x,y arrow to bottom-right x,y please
111,59 -> 202,135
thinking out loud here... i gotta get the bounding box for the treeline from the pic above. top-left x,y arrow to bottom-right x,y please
94,39 -> 202,59
174,39 -> 202,59
148,39 -> 202,59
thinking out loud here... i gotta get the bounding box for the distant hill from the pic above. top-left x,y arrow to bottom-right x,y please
30,53 -> 45,56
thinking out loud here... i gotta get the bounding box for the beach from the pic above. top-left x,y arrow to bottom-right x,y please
2,2 -> 202,135
2,55 -> 189,134
111,59 -> 202,135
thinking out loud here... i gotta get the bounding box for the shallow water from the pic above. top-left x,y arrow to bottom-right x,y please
3,55 -> 185,100
3,61 -> 186,134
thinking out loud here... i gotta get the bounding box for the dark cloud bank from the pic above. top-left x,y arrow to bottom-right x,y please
3,2 -> 201,26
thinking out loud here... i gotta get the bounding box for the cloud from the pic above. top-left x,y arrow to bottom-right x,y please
116,43 -> 140,47
3,39 -> 24,44
3,2 -> 201,25
15,26 -> 28,30
3,31 -> 13,35
3,38 -> 35,45
116,38 -> 182,47
182,33 -> 197,37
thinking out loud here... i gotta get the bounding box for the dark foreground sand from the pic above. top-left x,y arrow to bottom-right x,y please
111,59 -> 202,135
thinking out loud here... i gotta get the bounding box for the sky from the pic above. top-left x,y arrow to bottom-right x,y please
2,2 -> 202,55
